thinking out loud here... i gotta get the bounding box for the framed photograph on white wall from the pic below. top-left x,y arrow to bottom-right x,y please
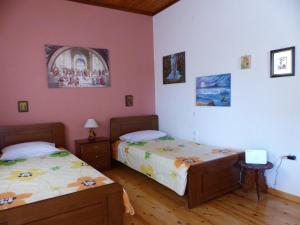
270,47 -> 295,78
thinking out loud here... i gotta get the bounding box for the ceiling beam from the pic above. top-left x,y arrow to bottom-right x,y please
67,0 -> 179,16
153,0 -> 179,15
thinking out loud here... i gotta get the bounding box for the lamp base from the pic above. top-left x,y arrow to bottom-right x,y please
88,129 -> 96,142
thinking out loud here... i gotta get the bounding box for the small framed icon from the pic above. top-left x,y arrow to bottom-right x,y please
241,55 -> 251,70
18,101 -> 29,112
125,95 -> 133,107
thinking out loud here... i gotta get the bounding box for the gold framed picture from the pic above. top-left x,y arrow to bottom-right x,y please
241,55 -> 251,69
18,101 -> 29,112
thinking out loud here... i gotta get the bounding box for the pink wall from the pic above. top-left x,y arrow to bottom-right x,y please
0,0 -> 155,151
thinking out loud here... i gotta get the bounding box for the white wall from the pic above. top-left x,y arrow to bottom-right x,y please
153,0 -> 300,196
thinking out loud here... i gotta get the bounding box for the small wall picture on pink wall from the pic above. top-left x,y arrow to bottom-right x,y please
18,101 -> 29,112
125,95 -> 133,107
45,45 -> 110,88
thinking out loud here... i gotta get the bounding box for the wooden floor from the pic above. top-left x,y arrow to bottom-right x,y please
104,164 -> 300,225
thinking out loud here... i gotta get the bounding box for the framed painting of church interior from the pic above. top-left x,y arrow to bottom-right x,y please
45,45 -> 110,88
163,51 -> 185,84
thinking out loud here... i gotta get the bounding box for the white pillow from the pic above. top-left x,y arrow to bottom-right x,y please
120,130 -> 167,142
0,141 -> 60,160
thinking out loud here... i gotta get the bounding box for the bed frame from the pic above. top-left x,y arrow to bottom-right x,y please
110,115 -> 245,208
0,123 -> 123,225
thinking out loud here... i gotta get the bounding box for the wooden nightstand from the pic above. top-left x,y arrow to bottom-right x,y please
75,137 -> 111,171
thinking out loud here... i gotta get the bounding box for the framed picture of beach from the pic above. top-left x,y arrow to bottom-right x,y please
196,73 -> 231,107
163,52 -> 185,84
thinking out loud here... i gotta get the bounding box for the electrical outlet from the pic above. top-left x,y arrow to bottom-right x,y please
286,155 -> 296,160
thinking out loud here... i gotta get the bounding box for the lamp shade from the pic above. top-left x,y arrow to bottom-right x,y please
84,119 -> 99,128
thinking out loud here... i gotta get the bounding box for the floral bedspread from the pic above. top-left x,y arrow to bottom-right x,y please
0,150 -> 114,211
113,137 -> 243,196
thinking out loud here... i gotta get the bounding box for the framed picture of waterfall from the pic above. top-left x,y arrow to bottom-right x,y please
163,52 -> 185,84
196,73 -> 231,107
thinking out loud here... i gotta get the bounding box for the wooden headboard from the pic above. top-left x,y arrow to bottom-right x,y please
0,123 -> 65,150
110,115 -> 158,143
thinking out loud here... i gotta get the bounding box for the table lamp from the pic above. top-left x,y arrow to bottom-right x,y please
84,119 -> 99,141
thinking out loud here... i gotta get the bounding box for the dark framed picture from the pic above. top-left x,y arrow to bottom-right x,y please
18,101 -> 29,112
125,95 -> 133,107
163,52 -> 185,84
270,47 -> 295,78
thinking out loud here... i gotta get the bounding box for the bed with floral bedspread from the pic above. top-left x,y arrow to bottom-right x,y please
0,149 -> 114,211
113,137 -> 243,196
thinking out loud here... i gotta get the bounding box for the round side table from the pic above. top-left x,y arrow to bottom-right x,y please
239,161 -> 273,200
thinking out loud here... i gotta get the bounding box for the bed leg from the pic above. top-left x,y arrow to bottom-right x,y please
187,171 -> 203,209
107,188 -> 124,225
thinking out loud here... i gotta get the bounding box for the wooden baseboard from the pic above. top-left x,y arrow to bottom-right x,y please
269,188 -> 300,204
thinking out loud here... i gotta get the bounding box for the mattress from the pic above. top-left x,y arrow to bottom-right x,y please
0,149 -> 114,211
113,137 -> 243,196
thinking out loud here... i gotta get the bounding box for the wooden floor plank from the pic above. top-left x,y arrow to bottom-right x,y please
104,165 -> 300,225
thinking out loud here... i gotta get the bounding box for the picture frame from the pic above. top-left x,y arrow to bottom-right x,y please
270,47 -> 295,78
241,55 -> 251,70
18,101 -> 29,112
125,95 -> 133,107
196,74 -> 231,107
163,52 -> 185,84
45,44 -> 110,88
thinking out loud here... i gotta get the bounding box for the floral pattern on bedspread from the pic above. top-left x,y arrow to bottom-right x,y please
0,150 -> 113,211
112,138 -> 243,196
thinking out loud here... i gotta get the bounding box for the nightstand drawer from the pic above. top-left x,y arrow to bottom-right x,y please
75,137 -> 111,171
81,149 -> 108,163
86,156 -> 110,171
80,142 -> 110,170
80,142 -> 109,155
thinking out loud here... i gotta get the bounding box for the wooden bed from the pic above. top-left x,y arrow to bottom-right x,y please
110,115 -> 245,208
0,123 -> 123,225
